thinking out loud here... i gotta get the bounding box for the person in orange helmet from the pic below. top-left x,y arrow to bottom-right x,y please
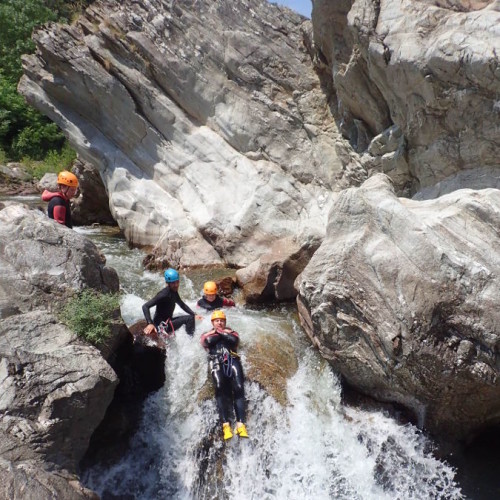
41,170 -> 79,228
197,281 -> 235,311
200,309 -> 248,440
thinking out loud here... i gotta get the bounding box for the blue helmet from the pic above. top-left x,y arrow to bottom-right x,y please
164,268 -> 180,283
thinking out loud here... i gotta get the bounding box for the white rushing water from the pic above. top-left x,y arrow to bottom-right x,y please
77,226 -> 464,500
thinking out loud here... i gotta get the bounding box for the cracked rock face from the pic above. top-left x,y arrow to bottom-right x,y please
313,0 -> 500,196
297,174 -> 500,439
15,0 -> 500,441
19,0 -> 367,268
0,204 -> 118,316
0,204 -> 120,494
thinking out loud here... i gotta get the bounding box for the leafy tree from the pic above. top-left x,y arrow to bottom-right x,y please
0,0 -> 92,161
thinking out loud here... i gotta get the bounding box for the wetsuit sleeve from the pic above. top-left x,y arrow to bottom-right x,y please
177,296 -> 195,316
200,329 -> 220,349
221,329 -> 239,350
222,298 -> 235,307
52,204 -> 67,225
142,290 -> 164,324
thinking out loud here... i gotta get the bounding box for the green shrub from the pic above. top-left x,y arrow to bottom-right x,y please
43,142 -> 77,170
12,120 -> 65,160
0,0 -> 93,160
23,142 -> 77,179
61,289 -> 121,346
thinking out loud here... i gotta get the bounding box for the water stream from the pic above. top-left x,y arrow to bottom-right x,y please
74,225 -> 464,500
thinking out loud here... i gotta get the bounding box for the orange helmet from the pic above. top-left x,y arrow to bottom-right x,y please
203,281 -> 218,294
211,310 -> 226,322
57,171 -> 79,187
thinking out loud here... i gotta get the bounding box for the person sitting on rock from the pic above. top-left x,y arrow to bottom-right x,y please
41,170 -> 79,228
197,281 -> 235,311
142,268 -> 202,338
200,309 -> 248,440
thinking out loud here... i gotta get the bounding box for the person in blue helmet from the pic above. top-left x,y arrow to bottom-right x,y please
142,268 -> 202,337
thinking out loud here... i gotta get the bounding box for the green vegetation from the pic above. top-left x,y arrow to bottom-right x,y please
0,0 -> 91,166
23,142 -> 77,179
61,289 -> 121,346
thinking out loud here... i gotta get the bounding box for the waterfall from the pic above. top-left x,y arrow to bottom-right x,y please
76,226 -> 464,500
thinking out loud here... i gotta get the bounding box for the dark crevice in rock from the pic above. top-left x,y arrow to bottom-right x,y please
80,322 -> 166,473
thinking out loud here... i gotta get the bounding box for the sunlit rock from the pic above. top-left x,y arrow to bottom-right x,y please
0,452 -> 98,500
0,310 -> 118,470
236,235 -> 321,303
313,0 -> 500,195
0,203 -> 122,495
297,174 -> 500,439
18,0 -> 356,267
246,331 -> 298,405
0,204 -> 118,316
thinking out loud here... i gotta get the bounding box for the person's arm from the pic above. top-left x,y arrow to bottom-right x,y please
142,297 -> 157,324
177,296 -> 195,316
221,328 -> 239,350
50,197 -> 67,225
222,297 -> 235,307
200,329 -> 220,349
53,205 -> 67,225
142,289 -> 166,334
177,295 -> 203,319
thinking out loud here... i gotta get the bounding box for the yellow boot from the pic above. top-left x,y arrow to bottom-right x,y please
235,422 -> 249,438
222,422 -> 233,440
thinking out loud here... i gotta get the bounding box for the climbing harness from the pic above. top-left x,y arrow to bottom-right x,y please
222,348 -> 233,378
158,319 -> 175,339
218,347 -> 239,378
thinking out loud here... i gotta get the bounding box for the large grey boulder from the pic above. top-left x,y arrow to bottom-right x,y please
18,0 -> 366,268
312,0 -> 500,195
0,203 -> 118,317
71,159 -> 116,226
0,311 -> 118,471
297,174 -> 500,439
0,455 -> 98,500
0,203 -> 121,496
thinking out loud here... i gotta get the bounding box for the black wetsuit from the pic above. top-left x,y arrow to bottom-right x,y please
200,328 -> 245,423
197,295 -> 235,311
42,190 -> 72,228
142,287 -> 196,336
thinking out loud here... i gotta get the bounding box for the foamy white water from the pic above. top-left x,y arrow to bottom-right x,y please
79,227 -> 464,500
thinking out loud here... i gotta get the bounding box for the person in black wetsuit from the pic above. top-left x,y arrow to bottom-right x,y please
197,281 -> 235,311
142,268 -> 202,337
41,171 -> 79,228
200,309 -> 249,440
